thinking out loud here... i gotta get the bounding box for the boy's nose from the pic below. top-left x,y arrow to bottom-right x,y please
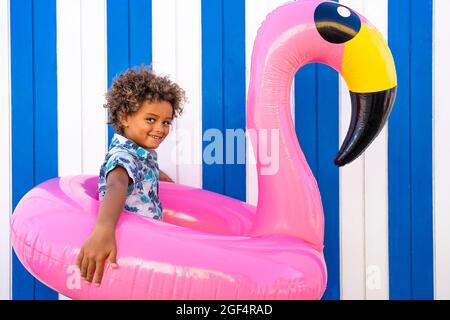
154,122 -> 164,133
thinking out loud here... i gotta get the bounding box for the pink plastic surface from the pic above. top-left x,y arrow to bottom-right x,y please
10,176 -> 326,299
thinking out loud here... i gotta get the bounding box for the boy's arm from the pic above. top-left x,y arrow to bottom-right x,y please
95,166 -> 129,229
159,169 -> 174,183
76,166 -> 129,286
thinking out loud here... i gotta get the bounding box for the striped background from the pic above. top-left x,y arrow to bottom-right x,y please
1,0 -> 449,300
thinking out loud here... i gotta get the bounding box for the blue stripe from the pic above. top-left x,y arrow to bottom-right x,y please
295,65 -> 318,174
409,0 -> 433,300
10,0 -> 58,300
129,0 -> 152,67
316,65 -> 340,300
33,0 -> 58,299
222,0 -> 246,201
388,0 -> 434,300
201,0 -> 224,194
107,0 -> 129,142
202,0 -> 246,201
107,0 -> 152,143
295,64 -> 340,300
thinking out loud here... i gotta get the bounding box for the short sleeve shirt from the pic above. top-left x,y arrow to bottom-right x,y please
98,133 -> 163,220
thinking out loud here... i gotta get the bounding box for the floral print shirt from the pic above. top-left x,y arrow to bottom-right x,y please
98,133 -> 162,220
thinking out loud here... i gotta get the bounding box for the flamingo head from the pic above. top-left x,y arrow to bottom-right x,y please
313,1 -> 397,166
250,0 -> 397,167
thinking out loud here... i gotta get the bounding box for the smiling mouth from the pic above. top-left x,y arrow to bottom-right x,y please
149,135 -> 163,142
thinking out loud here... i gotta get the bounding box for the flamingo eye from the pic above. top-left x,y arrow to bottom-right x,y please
314,2 -> 361,44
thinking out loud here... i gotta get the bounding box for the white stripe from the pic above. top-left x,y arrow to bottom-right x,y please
0,0 -> 12,301
245,0 -> 270,206
339,0 -> 390,300
152,0 -> 202,187
361,0 -> 389,300
57,0 -> 108,177
56,0 -> 82,300
433,0 -> 450,300
57,0 -> 107,300
151,0 -> 179,183
57,0 -> 83,176
172,0 -> 202,188
339,0 -> 366,300
80,0 -> 108,174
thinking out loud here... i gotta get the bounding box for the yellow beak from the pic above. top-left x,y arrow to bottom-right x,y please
335,22 -> 397,166
342,22 -> 397,93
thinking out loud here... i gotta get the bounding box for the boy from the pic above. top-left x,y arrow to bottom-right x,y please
76,66 -> 185,286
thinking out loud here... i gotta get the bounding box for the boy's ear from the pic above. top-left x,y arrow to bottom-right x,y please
119,112 -> 129,127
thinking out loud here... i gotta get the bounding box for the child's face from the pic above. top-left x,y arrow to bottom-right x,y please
121,100 -> 173,149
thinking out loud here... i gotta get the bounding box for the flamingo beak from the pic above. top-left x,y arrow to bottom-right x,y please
335,22 -> 397,167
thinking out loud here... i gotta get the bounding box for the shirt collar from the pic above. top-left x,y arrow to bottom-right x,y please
111,133 -> 158,162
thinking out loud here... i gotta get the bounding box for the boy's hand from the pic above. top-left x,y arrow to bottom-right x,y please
76,226 -> 119,287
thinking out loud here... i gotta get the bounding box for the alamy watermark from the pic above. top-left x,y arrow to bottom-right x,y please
66,265 -> 81,290
167,127 -> 280,176
366,265 -> 382,291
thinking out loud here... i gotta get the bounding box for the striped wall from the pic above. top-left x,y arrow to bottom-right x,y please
1,0 -> 449,300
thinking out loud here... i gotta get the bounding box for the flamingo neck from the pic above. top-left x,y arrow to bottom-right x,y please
247,51 -> 324,250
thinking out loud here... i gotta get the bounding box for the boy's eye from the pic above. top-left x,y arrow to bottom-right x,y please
146,118 -> 172,127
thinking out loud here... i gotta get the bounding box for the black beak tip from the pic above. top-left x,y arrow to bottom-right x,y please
333,157 -> 343,167
333,86 -> 397,168
333,154 -> 349,167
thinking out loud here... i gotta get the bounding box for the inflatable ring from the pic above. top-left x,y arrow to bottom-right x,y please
11,0 -> 397,300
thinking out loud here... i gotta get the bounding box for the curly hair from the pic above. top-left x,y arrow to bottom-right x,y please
104,65 -> 186,135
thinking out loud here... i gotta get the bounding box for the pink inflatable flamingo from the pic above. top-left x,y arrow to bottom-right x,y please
10,0 -> 396,300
